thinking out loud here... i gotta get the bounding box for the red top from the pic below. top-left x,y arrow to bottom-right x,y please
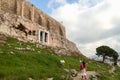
80,64 -> 86,70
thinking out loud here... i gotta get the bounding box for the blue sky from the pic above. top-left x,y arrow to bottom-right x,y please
28,0 -> 120,57
29,0 -> 80,14
29,0 -> 51,14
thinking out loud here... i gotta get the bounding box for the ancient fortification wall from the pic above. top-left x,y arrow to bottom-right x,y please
0,0 -> 81,56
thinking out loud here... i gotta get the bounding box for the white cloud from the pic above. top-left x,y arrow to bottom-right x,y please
48,0 -> 120,57
78,35 -> 120,57
48,0 -> 67,9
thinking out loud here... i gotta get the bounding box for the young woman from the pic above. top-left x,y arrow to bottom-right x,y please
80,61 -> 87,80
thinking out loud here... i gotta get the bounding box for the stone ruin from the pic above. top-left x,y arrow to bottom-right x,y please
0,0 -> 82,56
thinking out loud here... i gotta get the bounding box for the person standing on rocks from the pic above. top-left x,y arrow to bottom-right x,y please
80,61 -> 87,80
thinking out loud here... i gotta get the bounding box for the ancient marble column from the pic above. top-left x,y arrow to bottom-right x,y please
21,1 -> 25,17
38,30 -> 40,43
0,0 -> 1,10
31,5 -> 34,22
16,0 -> 21,16
47,31 -> 49,44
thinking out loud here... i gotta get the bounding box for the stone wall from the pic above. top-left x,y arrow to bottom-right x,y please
0,0 -> 82,55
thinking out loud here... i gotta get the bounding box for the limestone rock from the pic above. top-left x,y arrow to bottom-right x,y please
0,0 -> 82,56
0,34 -> 7,43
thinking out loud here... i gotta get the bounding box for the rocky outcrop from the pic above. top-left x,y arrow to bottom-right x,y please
0,0 -> 82,56
0,34 -> 7,43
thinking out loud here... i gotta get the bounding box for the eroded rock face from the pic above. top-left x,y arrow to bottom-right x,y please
0,0 -> 82,56
0,34 -> 7,43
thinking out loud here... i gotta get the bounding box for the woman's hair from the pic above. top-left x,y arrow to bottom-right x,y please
82,61 -> 85,65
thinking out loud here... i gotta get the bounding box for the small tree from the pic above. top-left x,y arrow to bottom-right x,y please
96,45 -> 119,65
113,51 -> 119,65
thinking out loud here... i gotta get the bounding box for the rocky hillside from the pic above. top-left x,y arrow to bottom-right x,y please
0,35 -> 120,80
0,0 -> 82,56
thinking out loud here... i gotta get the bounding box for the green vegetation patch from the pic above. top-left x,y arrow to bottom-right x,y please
0,37 -> 120,80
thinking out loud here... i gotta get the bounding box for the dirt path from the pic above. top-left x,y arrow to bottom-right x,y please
72,71 -> 98,80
